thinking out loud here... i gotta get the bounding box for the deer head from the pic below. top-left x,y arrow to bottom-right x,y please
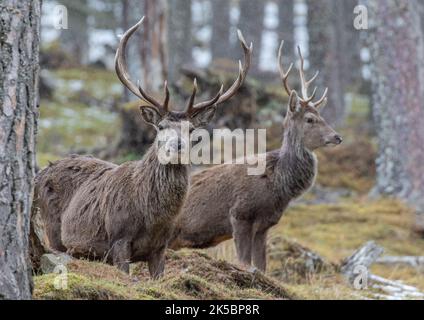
115,17 -> 252,162
277,41 -> 342,151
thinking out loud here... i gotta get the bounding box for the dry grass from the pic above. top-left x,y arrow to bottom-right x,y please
208,198 -> 424,299
34,251 -> 294,300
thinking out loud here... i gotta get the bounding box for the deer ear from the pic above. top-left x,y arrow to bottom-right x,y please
190,105 -> 217,127
288,90 -> 301,114
140,106 -> 162,125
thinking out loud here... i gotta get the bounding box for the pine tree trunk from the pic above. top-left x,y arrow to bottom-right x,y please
141,0 -> 167,91
168,0 -> 192,83
211,0 -> 231,61
342,0 -> 362,91
60,0 -> 89,65
307,0 -> 361,127
277,0 -> 295,61
121,0 -> 131,102
0,0 -> 40,299
237,0 -> 264,72
366,0 -> 424,231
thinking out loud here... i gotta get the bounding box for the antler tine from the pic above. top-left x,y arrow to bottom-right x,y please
115,17 -> 165,113
186,78 -> 198,113
193,29 -> 252,110
137,81 -> 163,110
297,46 -> 320,104
163,81 -> 170,111
314,87 -> 328,108
188,85 -> 224,115
278,40 -> 294,96
303,86 -> 318,105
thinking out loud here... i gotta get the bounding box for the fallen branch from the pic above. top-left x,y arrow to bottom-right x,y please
376,256 -> 424,268
369,274 -> 424,300
339,242 -> 424,300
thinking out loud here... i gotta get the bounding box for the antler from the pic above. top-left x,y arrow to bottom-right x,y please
297,46 -> 318,105
116,18 -> 253,115
185,78 -> 224,115
277,41 -> 328,108
278,40 -> 294,96
115,17 -> 168,113
191,29 -> 253,111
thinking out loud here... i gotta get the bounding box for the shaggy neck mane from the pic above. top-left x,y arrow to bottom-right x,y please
133,146 -> 189,223
271,123 -> 317,203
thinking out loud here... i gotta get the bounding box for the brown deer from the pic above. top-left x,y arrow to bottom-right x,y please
170,43 -> 342,272
33,17 -> 252,278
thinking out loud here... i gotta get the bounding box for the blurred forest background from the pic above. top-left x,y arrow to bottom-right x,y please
30,0 -> 424,299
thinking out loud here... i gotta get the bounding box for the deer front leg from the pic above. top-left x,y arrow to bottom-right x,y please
148,246 -> 166,280
111,239 -> 131,273
230,216 -> 253,268
252,229 -> 268,272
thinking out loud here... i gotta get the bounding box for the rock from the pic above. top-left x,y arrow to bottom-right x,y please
40,253 -> 72,275
29,208 -> 48,271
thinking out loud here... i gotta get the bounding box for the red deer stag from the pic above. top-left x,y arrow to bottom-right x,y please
33,17 -> 252,278
170,43 -> 342,272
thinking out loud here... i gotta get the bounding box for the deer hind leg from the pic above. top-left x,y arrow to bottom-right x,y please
148,246 -> 166,280
252,229 -> 268,272
230,216 -> 253,268
111,239 -> 131,273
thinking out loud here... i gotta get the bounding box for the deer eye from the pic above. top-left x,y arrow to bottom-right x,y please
157,124 -> 165,130
306,118 -> 315,124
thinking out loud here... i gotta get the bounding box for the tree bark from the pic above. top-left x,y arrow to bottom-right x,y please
168,0 -> 192,83
366,0 -> 424,232
0,0 -> 40,299
210,0 -> 231,61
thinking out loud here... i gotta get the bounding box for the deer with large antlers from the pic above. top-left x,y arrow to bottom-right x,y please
170,42 -> 342,272
33,17 -> 252,278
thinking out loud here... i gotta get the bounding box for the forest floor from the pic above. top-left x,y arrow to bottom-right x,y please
33,198 -> 424,300
34,66 -> 424,300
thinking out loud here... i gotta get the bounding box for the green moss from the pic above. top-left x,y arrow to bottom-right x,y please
34,273 -> 141,300
37,100 -> 119,160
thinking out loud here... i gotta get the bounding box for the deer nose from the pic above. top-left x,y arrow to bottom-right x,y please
334,134 -> 343,145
